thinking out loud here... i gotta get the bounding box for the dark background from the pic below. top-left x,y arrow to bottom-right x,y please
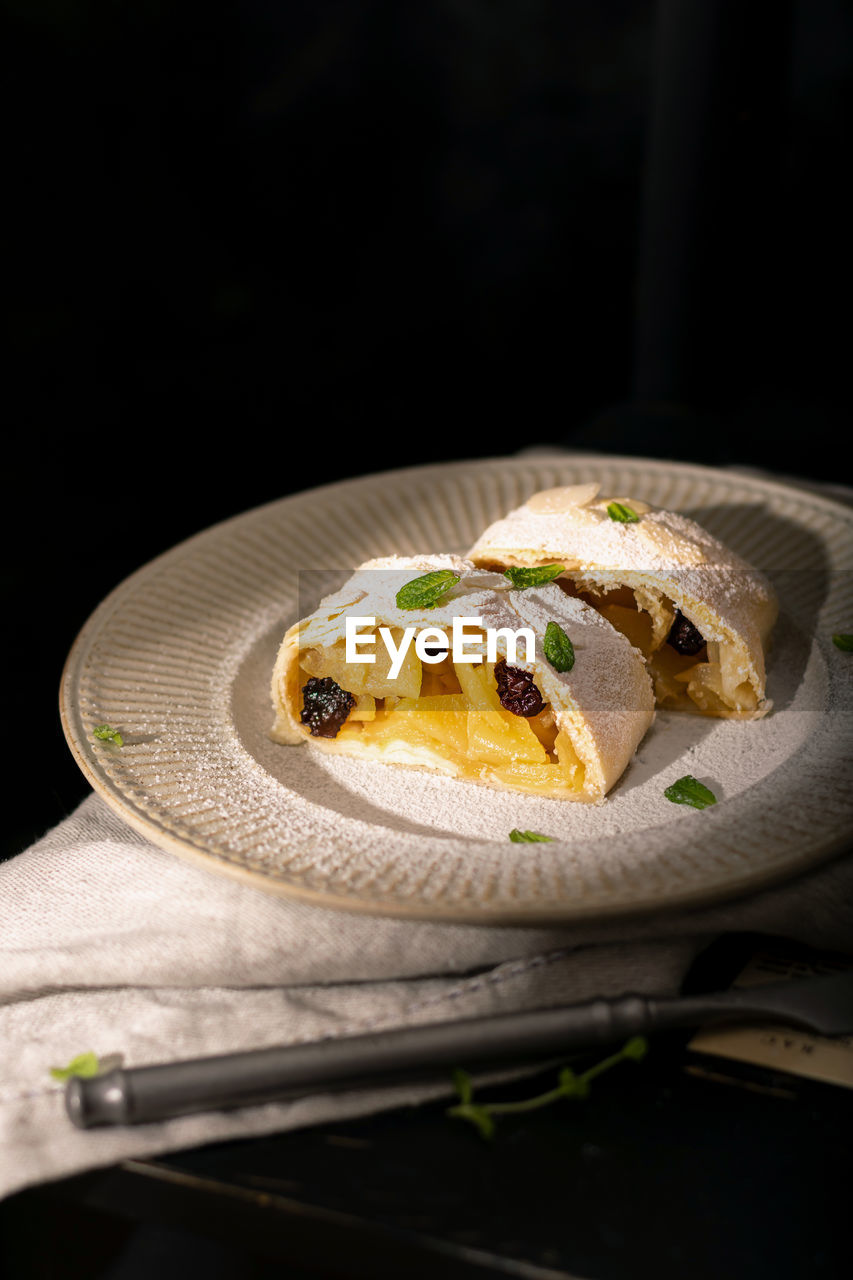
5,0 -> 852,856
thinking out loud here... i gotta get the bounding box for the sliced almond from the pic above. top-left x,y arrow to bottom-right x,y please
526,482 -> 600,513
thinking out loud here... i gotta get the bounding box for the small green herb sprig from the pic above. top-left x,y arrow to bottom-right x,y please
664,774 -> 717,809
503,564 -> 565,590
832,634 -> 853,652
606,502 -> 639,524
509,829 -> 554,843
50,1051 -> 100,1082
93,724 -> 123,746
396,570 -> 460,610
447,1036 -> 648,1139
544,620 -> 575,672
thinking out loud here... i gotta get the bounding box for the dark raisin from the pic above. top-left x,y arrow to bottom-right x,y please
667,610 -> 706,656
300,676 -> 356,738
494,660 -> 544,717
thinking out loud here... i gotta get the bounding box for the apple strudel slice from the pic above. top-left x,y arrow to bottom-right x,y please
270,555 -> 654,802
468,484 -> 778,719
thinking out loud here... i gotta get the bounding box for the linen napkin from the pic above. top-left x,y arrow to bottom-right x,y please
2,791 -> 852,1202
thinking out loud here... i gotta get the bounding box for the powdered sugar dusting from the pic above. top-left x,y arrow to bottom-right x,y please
470,496 -> 755,572
234,607 -> 821,847
469,491 -> 780,713
278,556 -> 655,798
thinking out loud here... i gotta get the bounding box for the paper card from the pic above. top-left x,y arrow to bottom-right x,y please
687,949 -> 853,1090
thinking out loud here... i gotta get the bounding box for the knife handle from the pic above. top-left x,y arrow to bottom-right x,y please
65,993 -> 668,1129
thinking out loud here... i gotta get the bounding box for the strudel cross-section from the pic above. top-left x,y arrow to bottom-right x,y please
270,555 -> 655,802
469,485 -> 778,719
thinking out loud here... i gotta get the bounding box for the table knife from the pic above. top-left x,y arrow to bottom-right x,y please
66,968 -> 853,1129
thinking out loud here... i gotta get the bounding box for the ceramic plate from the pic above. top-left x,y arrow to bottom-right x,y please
60,454 -> 853,923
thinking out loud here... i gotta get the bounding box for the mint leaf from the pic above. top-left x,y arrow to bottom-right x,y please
446,1036 -> 648,1139
93,724 -> 123,746
447,1102 -> 496,1140
395,570 -> 460,610
558,1066 -> 589,1099
832,634 -> 853,652
509,829 -> 554,843
448,1067 -> 495,1138
50,1051 -> 100,1082
664,774 -> 717,809
543,620 -> 575,672
503,564 -> 565,590
622,1036 -> 649,1062
451,1067 -> 473,1105
606,502 -> 639,524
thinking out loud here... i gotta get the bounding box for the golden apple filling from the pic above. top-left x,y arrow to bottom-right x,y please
297,628 -> 586,796
568,583 -> 758,717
